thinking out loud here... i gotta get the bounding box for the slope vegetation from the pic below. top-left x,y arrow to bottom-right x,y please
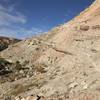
1,0 -> 100,100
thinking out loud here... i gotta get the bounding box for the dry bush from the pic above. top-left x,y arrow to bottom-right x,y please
80,25 -> 89,31
33,63 -> 47,73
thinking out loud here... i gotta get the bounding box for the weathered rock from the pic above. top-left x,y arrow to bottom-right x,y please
1,0 -> 100,100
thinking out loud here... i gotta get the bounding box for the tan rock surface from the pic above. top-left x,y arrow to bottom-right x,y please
1,0 -> 100,100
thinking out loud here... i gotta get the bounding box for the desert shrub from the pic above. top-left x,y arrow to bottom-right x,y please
15,61 -> 22,70
80,25 -> 89,31
0,58 -> 12,75
4,96 -> 12,100
33,63 -> 47,73
92,25 -> 100,29
35,47 -> 40,51
0,43 -> 8,51
0,58 -> 10,65
91,49 -> 97,53
22,60 -> 29,66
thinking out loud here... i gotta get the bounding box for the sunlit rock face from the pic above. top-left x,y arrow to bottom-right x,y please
1,0 -> 100,100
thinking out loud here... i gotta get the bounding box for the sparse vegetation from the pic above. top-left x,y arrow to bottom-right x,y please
80,25 -> 89,31
33,63 -> 47,73
1,1 -> 100,100
0,58 -> 12,76
22,60 -> 29,66
0,43 -> 8,51
91,49 -> 98,53
15,61 -> 22,70
0,36 -> 21,51
92,25 -> 100,29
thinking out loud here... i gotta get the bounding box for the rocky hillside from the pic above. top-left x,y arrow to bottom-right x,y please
1,0 -> 100,100
0,36 -> 21,51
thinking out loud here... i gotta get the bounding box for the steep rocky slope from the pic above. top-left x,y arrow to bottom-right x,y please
1,0 -> 100,100
0,36 -> 21,51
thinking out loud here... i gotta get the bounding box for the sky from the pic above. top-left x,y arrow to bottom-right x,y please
0,0 -> 94,39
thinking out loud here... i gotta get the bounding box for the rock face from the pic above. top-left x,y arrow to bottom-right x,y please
1,0 -> 100,100
0,36 -> 21,51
